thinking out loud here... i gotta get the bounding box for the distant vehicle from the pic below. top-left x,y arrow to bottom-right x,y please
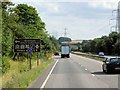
99,52 -> 104,56
61,45 -> 70,58
54,51 -> 59,56
102,57 -> 120,73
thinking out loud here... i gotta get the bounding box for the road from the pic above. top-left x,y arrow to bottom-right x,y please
28,54 -> 119,89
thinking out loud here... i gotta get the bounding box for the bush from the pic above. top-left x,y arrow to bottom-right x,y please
46,53 -> 52,59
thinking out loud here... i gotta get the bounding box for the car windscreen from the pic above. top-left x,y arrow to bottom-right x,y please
110,58 -> 120,62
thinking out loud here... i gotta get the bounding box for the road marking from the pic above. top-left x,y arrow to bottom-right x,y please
41,59 -> 59,88
91,74 -> 95,77
85,69 -> 87,70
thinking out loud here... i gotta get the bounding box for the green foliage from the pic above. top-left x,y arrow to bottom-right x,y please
81,32 -> 120,55
113,38 -> 120,55
50,36 -> 60,51
70,45 -> 78,51
3,59 -> 53,88
2,2 -> 59,57
2,57 -> 10,74
2,1 -> 58,89
81,41 -> 91,52
18,61 -> 29,73
14,4 -> 39,25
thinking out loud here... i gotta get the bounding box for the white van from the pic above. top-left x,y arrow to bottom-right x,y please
61,45 -> 70,58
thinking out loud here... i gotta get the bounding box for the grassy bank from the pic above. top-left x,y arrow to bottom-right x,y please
2,57 -> 53,88
72,52 -> 105,61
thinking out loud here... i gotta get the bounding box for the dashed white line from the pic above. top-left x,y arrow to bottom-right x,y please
85,69 -> 88,71
41,59 -> 59,88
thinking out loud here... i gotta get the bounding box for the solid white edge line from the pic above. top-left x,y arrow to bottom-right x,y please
40,59 -> 59,88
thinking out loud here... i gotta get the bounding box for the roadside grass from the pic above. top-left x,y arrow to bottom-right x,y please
2,57 -> 53,88
83,55 -> 104,61
72,53 -> 105,62
0,57 -> 1,66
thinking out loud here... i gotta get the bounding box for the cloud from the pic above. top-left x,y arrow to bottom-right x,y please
88,1 -> 118,9
37,3 -> 60,15
44,3 -> 59,13
42,12 -> 111,40
10,0 -> 118,40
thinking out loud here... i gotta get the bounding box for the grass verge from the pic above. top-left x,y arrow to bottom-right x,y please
2,58 -> 53,88
72,52 -> 105,62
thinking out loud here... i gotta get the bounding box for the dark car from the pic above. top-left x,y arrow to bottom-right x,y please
54,51 -> 59,56
102,57 -> 120,73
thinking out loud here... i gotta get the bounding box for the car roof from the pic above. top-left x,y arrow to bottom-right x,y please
105,56 -> 120,59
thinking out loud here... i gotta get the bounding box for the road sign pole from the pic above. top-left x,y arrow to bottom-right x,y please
37,53 -> 39,66
17,53 -> 19,61
29,53 -> 32,70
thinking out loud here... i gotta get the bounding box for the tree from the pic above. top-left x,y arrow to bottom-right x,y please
81,40 -> 90,52
81,32 -> 120,55
113,39 -> 120,55
49,36 -> 59,51
2,2 -> 59,58
2,1 -> 14,56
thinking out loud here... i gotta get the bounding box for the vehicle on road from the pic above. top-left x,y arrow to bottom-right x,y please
61,45 -> 70,58
99,52 -> 104,56
54,51 -> 59,56
102,57 -> 120,73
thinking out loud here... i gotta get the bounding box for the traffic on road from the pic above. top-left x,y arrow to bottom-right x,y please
28,53 -> 120,89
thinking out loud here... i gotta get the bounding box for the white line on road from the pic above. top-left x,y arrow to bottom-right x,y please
40,59 -> 59,88
85,69 -> 88,70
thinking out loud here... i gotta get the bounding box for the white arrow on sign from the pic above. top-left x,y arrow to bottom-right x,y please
35,45 -> 39,49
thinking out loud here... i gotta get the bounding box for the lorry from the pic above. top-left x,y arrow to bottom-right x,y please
61,45 -> 71,58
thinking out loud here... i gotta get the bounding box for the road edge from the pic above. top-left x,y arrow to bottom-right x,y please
27,59 -> 58,89
41,59 -> 58,88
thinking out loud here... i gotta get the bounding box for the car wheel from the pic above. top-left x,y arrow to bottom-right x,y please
61,55 -> 64,58
106,68 -> 111,74
67,55 -> 70,58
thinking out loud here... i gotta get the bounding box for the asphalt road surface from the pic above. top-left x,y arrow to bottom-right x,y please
28,54 -> 119,89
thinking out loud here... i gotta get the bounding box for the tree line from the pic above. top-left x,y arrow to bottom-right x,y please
2,2 -> 59,57
1,2 -> 59,73
81,32 -> 120,56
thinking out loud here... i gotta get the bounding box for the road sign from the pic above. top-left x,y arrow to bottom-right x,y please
14,39 -> 40,52
27,48 -> 33,53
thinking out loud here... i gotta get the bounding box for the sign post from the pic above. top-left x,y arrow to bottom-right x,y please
27,48 -> 33,69
14,39 -> 40,69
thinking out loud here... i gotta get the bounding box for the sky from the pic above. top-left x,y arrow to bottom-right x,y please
11,0 -> 119,40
